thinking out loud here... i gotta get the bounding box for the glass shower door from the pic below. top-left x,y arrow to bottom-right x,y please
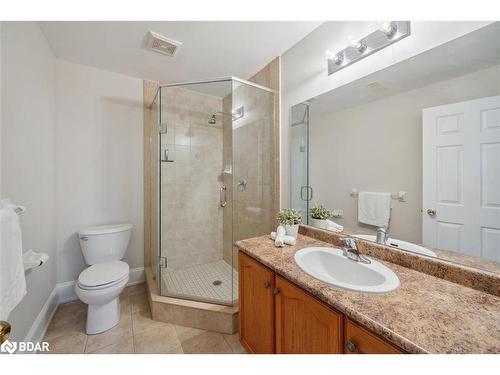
290,103 -> 310,223
158,81 -> 235,305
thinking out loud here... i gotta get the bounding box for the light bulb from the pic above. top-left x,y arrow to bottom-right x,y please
326,50 -> 343,65
325,50 -> 336,60
333,54 -> 343,65
349,39 -> 367,53
380,21 -> 397,38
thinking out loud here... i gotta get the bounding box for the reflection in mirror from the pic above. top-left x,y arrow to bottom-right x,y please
290,22 -> 500,274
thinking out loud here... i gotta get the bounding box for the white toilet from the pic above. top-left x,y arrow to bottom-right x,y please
75,223 -> 132,334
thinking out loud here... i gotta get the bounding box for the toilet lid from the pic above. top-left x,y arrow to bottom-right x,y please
79,223 -> 133,236
78,261 -> 129,288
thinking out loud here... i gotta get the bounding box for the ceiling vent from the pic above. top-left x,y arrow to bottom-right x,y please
145,31 -> 182,57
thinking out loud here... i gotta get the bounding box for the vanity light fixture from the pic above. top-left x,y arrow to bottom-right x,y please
327,21 -> 411,75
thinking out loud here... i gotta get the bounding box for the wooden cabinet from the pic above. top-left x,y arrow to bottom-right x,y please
238,251 -> 404,354
275,276 -> 343,354
344,318 -> 403,354
238,252 -> 275,354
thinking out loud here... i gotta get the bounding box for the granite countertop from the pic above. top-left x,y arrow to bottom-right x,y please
235,234 -> 500,354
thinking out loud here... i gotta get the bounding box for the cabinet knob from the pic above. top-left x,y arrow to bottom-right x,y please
264,281 -> 271,289
346,339 -> 357,353
273,287 -> 280,295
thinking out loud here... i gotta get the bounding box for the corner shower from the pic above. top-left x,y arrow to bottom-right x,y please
151,77 -> 275,306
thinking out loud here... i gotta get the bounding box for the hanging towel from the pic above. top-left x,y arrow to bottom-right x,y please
358,191 -> 391,228
0,206 -> 27,320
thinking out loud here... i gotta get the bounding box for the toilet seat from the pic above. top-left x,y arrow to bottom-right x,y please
78,261 -> 129,290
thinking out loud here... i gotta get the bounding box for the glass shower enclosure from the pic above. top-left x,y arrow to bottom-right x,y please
152,77 -> 275,306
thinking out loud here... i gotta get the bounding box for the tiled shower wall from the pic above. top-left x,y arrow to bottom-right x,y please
161,86 -> 224,270
223,82 -> 276,268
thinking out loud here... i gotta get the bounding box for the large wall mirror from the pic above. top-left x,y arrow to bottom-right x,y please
290,23 -> 500,274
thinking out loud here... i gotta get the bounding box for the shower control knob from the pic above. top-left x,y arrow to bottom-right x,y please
263,281 -> 270,289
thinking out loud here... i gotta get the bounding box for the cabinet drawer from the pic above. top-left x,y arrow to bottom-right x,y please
344,319 -> 403,354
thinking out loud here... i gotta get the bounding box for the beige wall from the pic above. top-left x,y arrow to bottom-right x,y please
143,80 -> 159,277
309,64 -> 500,243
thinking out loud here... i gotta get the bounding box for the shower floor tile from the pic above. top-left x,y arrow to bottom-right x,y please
161,260 -> 238,305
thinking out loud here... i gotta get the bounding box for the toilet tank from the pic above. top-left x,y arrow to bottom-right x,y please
79,223 -> 133,265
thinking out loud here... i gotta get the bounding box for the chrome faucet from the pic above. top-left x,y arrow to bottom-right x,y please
376,226 -> 389,245
343,237 -> 371,264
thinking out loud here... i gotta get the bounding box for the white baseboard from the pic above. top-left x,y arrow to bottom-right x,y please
57,280 -> 78,304
23,286 -> 59,344
23,267 -> 146,343
128,267 -> 145,286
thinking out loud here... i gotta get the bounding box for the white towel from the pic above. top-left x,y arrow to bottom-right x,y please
358,191 -> 391,228
325,219 -> 343,233
0,207 -> 27,320
274,225 -> 286,247
270,232 -> 296,246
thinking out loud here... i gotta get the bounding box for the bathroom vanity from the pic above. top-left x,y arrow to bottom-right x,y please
238,251 -> 402,354
236,226 -> 500,354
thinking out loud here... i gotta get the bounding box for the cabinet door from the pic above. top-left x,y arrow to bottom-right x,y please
275,276 -> 343,354
238,252 -> 275,354
344,318 -> 403,354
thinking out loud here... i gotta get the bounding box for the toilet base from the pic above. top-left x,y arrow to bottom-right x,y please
86,297 -> 120,334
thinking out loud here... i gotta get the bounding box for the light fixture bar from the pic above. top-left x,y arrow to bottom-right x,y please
327,21 -> 411,75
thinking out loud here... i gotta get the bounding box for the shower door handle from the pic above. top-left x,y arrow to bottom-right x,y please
220,185 -> 227,207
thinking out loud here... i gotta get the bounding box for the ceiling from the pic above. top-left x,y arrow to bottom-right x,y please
39,21 -> 321,84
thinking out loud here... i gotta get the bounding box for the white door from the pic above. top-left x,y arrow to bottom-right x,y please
423,95 -> 500,262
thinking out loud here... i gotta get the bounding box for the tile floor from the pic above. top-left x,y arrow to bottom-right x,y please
42,283 -> 245,354
162,260 -> 238,305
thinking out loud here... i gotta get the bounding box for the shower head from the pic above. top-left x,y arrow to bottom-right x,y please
207,106 -> 244,125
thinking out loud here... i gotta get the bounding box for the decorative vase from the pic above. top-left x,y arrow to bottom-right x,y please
284,224 -> 299,239
310,218 -> 327,229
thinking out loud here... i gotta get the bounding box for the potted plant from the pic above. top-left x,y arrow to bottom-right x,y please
277,208 -> 302,238
309,204 -> 332,229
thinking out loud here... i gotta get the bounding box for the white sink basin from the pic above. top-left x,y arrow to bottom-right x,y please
352,234 -> 437,257
294,247 -> 400,293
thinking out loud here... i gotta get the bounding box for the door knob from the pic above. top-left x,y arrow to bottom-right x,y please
426,208 -> 436,217
0,321 -> 11,345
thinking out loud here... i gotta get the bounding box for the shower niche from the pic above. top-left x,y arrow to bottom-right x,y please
153,78 -> 275,307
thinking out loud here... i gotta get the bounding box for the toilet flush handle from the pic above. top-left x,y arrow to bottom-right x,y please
80,236 -> 89,241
